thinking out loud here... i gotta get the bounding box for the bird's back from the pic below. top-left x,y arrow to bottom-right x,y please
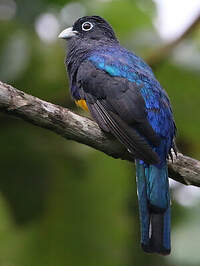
87,45 -> 176,162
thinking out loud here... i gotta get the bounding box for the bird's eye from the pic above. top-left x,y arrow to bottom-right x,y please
82,22 -> 93,31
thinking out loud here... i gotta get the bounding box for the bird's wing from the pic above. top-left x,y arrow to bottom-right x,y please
76,59 -> 161,164
87,48 -> 176,140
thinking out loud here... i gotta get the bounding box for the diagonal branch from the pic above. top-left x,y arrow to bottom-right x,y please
0,81 -> 200,186
147,13 -> 200,67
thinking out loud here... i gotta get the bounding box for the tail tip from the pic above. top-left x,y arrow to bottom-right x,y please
141,243 -> 171,256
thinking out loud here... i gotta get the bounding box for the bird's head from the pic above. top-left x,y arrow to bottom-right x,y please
58,16 -> 118,43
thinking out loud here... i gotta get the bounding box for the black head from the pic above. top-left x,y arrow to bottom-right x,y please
59,15 -> 118,43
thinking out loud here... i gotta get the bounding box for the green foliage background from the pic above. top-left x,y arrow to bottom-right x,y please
0,0 -> 200,265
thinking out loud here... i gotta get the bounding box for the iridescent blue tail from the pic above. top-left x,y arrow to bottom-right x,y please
136,160 -> 171,255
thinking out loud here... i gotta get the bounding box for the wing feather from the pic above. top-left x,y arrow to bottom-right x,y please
87,99 -> 159,164
76,60 -> 166,164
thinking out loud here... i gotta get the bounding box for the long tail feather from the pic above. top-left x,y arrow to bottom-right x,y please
136,160 -> 171,255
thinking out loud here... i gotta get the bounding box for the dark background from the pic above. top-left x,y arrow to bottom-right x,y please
0,0 -> 200,265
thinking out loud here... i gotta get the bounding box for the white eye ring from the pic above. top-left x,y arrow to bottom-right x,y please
82,21 -> 93,31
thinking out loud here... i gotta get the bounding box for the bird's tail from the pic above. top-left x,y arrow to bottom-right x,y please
135,160 -> 171,255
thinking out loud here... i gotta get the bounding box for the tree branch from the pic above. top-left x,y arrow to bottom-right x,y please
147,13 -> 200,67
0,81 -> 200,186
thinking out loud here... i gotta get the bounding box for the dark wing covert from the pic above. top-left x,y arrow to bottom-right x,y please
76,60 -> 160,164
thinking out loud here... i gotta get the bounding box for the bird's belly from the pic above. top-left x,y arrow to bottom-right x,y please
75,99 -> 89,111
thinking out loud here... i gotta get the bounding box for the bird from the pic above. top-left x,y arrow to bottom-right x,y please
58,15 -> 176,255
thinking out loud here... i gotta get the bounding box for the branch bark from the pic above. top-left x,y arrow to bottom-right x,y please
0,81 -> 200,187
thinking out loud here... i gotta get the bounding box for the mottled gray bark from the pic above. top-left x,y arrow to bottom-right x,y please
0,81 -> 200,186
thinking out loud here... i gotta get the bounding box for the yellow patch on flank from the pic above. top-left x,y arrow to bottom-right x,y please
75,99 -> 89,111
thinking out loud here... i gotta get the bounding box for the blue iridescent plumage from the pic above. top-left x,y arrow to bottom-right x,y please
88,47 -> 175,161
88,46 -> 175,253
62,15 -> 176,255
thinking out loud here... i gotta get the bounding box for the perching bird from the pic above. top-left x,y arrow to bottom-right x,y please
59,16 -> 176,255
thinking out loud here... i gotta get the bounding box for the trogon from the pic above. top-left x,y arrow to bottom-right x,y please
59,16 -> 176,255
